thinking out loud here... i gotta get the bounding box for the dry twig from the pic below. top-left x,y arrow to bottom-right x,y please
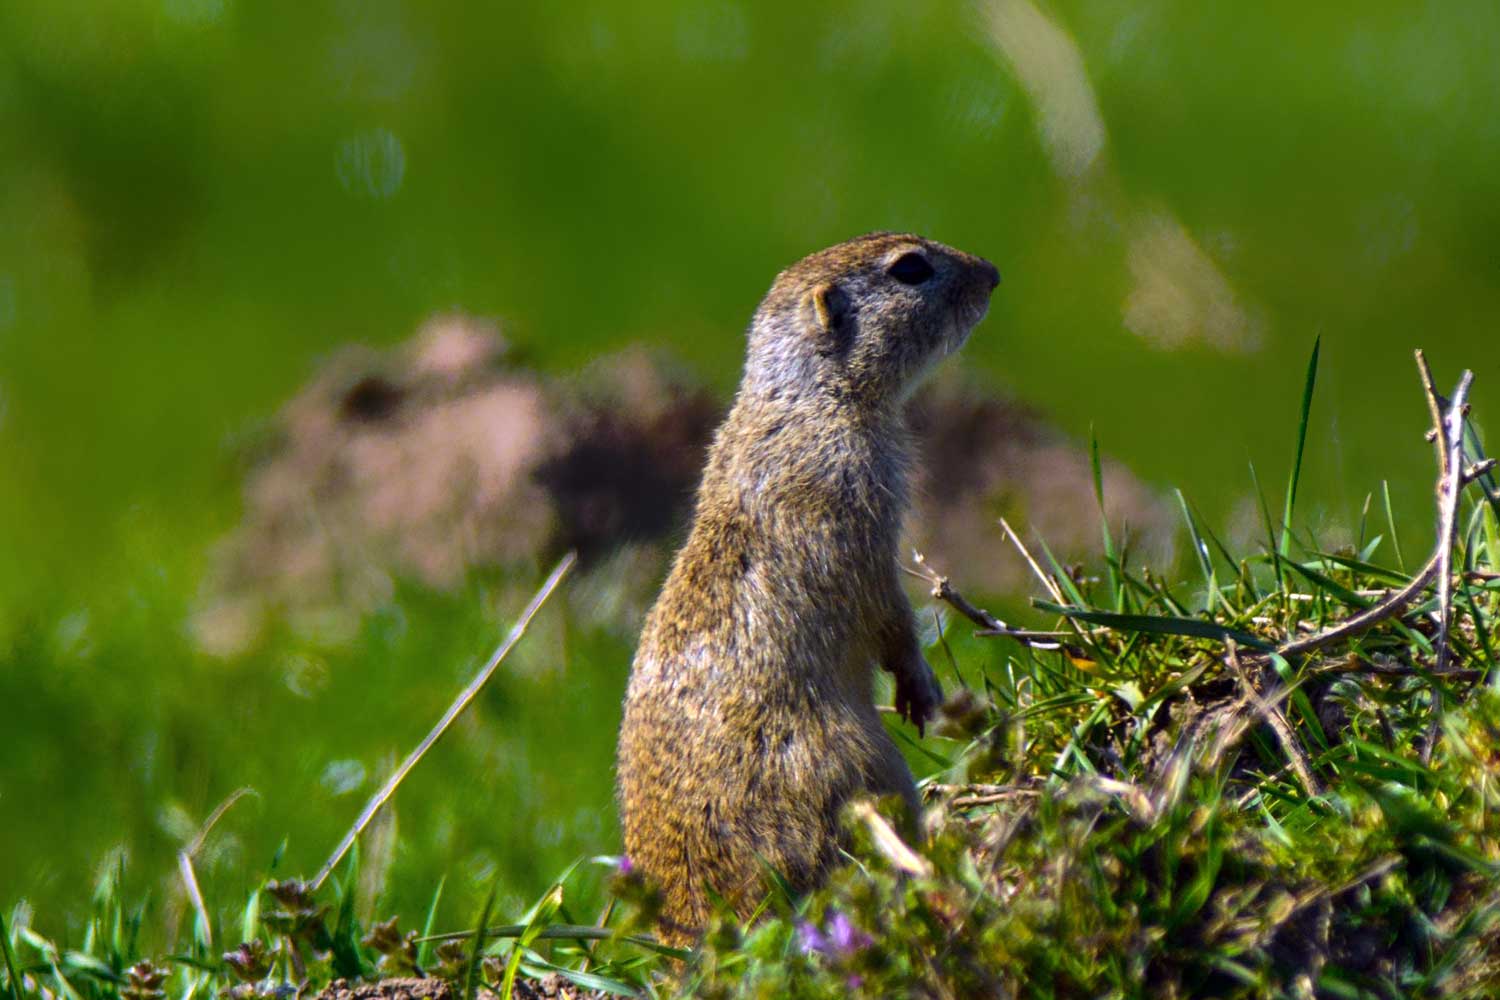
906,551 -> 1065,648
1226,640 -> 1324,798
1272,351 -> 1475,663
1311,653 -> 1481,680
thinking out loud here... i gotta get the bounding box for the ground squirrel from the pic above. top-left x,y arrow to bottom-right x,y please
615,232 -> 1000,943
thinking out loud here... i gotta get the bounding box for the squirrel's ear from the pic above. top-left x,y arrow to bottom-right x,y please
809,282 -> 852,354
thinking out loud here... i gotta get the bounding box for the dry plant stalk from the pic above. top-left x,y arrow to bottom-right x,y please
848,801 -> 934,879
920,349 -> 1488,798
177,787 -> 257,945
311,553 -> 577,891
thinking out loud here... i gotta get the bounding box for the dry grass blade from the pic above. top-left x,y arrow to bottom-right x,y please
999,517 -> 1066,604
848,801 -> 933,878
176,852 -> 211,946
312,553 -> 578,891
178,787 -> 257,945
186,787 -> 258,858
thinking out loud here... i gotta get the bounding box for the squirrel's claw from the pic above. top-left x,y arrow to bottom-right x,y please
894,659 -> 943,736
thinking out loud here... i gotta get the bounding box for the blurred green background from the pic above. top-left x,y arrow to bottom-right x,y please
2,0 -> 1498,940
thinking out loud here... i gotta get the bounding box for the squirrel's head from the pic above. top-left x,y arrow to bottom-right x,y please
745,232 -> 1000,408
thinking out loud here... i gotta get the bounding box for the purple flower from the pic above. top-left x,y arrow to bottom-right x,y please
796,920 -> 828,956
798,910 -> 872,961
615,855 -> 634,875
826,911 -> 873,955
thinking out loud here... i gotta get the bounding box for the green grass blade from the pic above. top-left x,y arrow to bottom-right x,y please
420,924 -> 688,960
1090,427 -> 1122,609
1281,560 -> 1371,610
1249,461 -> 1283,589
0,911 -> 22,1000
416,876 -> 445,972
1458,504 -> 1496,675
1186,495 -> 1242,585
239,887 -> 260,945
519,957 -> 640,998
1032,531 -> 1087,607
46,963 -> 82,1000
502,884 -> 562,1000
1356,491 -> 1371,551
1175,488 -> 1218,613
1137,659 -> 1214,714
1033,600 -> 1274,651
890,726 -> 954,768
1313,552 -> 1407,586
1382,480 -> 1405,571
1463,422 -> 1500,524
1281,335 -> 1321,560
463,881 -> 497,1000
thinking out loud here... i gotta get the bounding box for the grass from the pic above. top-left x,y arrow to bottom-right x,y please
4,0 -> 1497,969
5,355 -> 1500,999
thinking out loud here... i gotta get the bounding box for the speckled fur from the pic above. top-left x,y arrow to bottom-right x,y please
615,233 -> 1000,944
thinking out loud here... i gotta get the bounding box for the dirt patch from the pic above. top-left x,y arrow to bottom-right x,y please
312,976 -> 607,1000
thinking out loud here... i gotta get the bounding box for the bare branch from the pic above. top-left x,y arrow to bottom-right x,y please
1419,369 -> 1475,763
1464,458 -> 1497,483
1312,653 -> 1481,680
1432,367 -> 1476,680
1274,550 -> 1442,658
908,551 -> 1005,632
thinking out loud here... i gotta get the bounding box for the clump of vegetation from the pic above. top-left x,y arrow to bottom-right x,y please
4,349 -> 1498,998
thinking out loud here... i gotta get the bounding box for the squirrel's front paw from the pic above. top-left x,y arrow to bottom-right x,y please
894,656 -> 943,736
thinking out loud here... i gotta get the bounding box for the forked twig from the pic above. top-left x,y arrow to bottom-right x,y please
311,553 -> 577,891
1273,351 -> 1474,661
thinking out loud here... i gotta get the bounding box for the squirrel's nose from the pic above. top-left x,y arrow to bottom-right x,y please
972,257 -> 1001,291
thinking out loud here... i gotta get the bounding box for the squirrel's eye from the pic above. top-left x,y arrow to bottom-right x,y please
887,252 -> 934,286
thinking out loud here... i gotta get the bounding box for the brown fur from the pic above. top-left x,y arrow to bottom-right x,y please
615,233 -> 1000,944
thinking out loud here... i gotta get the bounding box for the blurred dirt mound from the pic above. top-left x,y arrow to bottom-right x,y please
193,314 -> 1172,656
192,315 -> 717,656
908,382 -> 1175,595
